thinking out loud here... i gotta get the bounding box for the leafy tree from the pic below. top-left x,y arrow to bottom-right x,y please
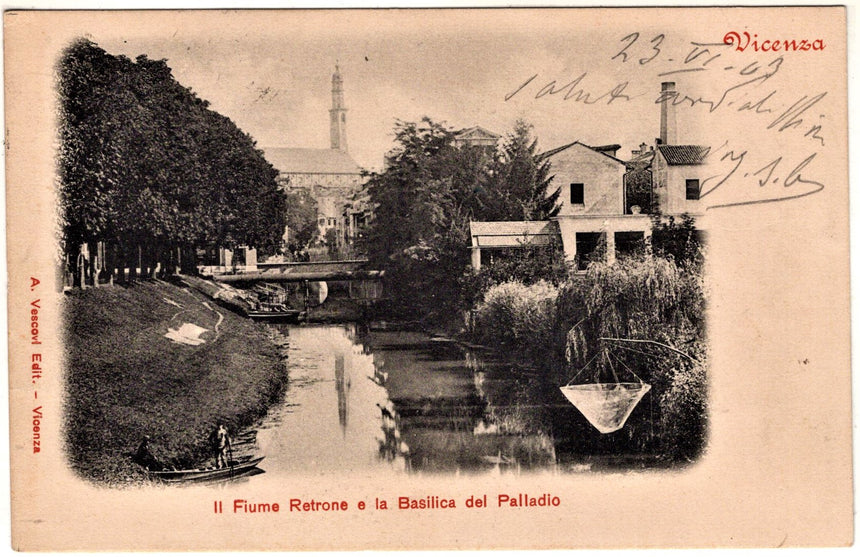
650,213 -> 704,269
362,118 -> 483,321
324,228 -> 340,258
624,162 -> 653,214
484,120 -> 561,221
283,188 -> 319,255
57,39 -> 288,280
363,117 -> 569,322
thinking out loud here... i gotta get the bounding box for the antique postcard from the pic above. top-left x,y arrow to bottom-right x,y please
5,7 -> 852,550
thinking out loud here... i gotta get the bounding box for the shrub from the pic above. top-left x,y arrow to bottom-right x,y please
651,213 -> 705,270
473,280 -> 559,360
659,360 -> 708,462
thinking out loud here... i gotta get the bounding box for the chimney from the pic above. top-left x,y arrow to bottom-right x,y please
660,81 -> 677,146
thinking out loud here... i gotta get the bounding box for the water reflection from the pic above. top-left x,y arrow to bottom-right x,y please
249,325 -> 413,473
334,354 -> 349,433
368,335 -> 559,474
247,325 -> 567,475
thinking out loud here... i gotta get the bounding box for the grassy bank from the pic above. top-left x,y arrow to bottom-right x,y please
63,278 -> 288,485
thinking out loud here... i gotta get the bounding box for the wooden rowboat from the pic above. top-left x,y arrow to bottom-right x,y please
246,309 -> 305,322
148,456 -> 265,483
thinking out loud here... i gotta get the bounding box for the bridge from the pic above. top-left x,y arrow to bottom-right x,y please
199,259 -> 384,284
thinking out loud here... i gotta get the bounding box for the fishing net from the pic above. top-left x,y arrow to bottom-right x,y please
560,349 -> 650,434
559,382 -> 650,434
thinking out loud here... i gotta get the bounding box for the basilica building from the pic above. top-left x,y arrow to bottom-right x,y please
263,65 -> 367,250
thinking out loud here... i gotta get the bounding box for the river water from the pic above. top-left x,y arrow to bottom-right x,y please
247,324 -> 654,476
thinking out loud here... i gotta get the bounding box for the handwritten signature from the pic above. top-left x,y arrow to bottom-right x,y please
700,143 -> 825,210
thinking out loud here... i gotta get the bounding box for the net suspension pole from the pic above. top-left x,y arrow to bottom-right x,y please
598,337 -> 698,364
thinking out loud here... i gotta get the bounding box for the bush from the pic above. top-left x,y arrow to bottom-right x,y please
473,280 -> 559,360
459,239 -> 569,312
651,213 -> 705,270
659,359 -> 708,462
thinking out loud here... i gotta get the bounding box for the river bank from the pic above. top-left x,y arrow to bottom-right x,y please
63,278 -> 289,485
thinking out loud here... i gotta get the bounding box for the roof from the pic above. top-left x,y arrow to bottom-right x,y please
590,144 -> 621,154
470,220 -> 558,237
470,220 -> 559,248
539,141 -> 625,165
455,126 -> 501,140
263,147 -> 362,175
657,145 -> 709,166
626,149 -> 655,168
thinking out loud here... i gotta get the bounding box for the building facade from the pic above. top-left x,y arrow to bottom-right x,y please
453,126 -> 501,148
547,141 -> 627,217
263,65 -> 366,249
469,81 -> 706,271
652,144 -> 708,216
470,141 -> 651,271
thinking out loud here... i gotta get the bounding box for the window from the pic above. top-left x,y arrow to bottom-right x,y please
686,179 -> 700,200
615,231 -> 645,257
570,183 -> 584,205
575,232 -> 602,271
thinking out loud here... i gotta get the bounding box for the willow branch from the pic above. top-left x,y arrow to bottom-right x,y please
598,337 -> 699,363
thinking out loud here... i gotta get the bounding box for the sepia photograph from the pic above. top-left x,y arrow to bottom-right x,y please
5,6 -> 852,550
57,30 -> 709,484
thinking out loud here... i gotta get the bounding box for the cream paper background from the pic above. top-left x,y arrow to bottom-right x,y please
5,8 -> 853,550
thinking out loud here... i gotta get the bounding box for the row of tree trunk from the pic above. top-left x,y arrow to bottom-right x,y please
64,242 -> 200,288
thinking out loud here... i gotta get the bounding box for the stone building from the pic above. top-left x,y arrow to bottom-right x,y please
453,126 -> 501,148
652,144 -> 708,216
469,141 -> 650,271
545,141 -> 651,269
469,81 -> 706,271
651,83 -> 708,216
263,65 -> 366,248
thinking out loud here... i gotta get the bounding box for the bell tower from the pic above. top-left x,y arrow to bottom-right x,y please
329,64 -> 348,152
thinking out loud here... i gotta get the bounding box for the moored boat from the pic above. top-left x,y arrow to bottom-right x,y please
246,309 -> 306,322
245,282 -> 305,321
148,456 -> 265,483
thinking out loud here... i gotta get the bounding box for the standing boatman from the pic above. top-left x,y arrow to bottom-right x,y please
214,424 -> 232,469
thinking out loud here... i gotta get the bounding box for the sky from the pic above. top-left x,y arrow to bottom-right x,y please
93,10 -> 713,171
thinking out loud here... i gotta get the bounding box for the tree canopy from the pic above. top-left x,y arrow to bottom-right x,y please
57,38 -> 287,271
283,189 -> 319,255
484,120 -> 561,221
362,117 -> 563,322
